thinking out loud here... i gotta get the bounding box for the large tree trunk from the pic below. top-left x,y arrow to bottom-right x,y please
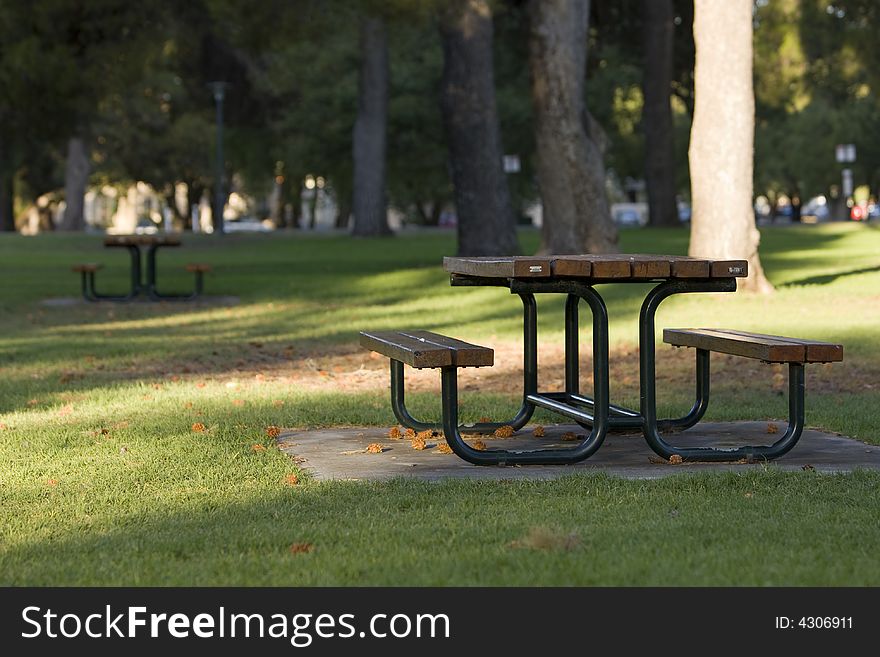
0,133 -> 14,232
352,16 -> 391,237
642,0 -> 679,227
440,0 -> 519,256
528,0 -> 618,254
689,0 -> 772,293
0,170 -> 13,232
59,136 -> 90,232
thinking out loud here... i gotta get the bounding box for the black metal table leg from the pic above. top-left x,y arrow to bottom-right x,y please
639,278 -> 805,461
389,293 -> 538,433
441,283 -> 610,466
148,244 -> 199,301
89,245 -> 141,301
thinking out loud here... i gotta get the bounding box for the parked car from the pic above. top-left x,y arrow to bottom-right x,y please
611,203 -> 647,228
801,196 -> 830,223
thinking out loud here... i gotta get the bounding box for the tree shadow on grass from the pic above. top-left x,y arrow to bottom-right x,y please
779,265 -> 880,288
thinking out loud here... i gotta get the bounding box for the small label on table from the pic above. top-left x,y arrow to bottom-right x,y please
529,266 -> 544,273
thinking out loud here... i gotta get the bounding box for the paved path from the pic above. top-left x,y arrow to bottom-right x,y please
278,422 -> 880,481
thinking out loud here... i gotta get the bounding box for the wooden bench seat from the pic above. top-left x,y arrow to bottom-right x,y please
663,328 -> 843,363
71,263 -> 103,273
359,330 -> 493,369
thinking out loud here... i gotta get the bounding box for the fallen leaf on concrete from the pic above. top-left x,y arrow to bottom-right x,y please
411,436 -> 427,450
471,439 -> 487,451
404,428 -> 416,439
388,426 -> 401,439
366,443 -> 384,454
561,432 -> 578,441
766,422 -> 779,434
533,425 -> 545,437
436,443 -> 453,454
669,454 -> 683,464
494,425 -> 515,438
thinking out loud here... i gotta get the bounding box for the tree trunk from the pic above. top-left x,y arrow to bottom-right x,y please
440,0 -> 519,256
0,133 -> 14,232
0,170 -> 13,232
528,0 -> 618,254
689,0 -> 772,293
59,136 -> 90,231
642,0 -> 679,227
352,16 -> 391,237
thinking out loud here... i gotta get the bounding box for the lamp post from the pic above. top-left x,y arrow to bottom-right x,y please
209,81 -> 228,234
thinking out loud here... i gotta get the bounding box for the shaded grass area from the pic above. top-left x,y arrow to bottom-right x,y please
1,224 -> 879,585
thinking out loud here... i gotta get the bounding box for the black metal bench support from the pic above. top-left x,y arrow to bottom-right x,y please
389,292 -> 537,434
147,246 -> 205,301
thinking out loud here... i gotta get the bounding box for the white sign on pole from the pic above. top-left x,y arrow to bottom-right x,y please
835,144 -> 856,163
842,168 -> 854,197
503,155 -> 521,173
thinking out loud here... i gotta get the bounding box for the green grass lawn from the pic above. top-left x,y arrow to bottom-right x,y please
1,223 -> 879,585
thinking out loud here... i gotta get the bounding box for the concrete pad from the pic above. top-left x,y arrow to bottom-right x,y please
278,422 -> 880,481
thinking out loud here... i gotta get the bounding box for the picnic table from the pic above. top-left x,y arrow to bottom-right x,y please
72,234 -> 210,301
361,253 -> 843,466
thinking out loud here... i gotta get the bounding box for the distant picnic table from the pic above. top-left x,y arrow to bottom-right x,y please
73,234 -> 211,302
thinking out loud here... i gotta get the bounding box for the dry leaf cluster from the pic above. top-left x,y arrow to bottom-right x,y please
533,425 -> 545,437
494,425 -> 515,438
366,443 -> 384,454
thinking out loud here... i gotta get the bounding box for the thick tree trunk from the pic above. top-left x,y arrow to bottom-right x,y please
642,0 -> 679,227
59,136 -> 90,231
0,133 -> 14,232
528,0 -> 618,254
688,0 -> 772,293
440,0 -> 519,256
0,170 -> 13,232
352,16 -> 391,237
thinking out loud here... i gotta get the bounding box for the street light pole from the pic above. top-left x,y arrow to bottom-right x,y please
210,81 -> 227,235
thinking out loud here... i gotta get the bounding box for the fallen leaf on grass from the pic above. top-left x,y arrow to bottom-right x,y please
388,426 -> 401,439
411,437 -> 427,451
284,474 -> 300,486
191,422 -> 207,433
196,382 -> 207,389
494,425 -> 515,438
252,444 -> 267,453
509,526 -> 581,551
232,399 -> 245,407
289,543 -> 313,555
57,404 -> 74,417
533,426 -> 545,437
366,443 -> 385,454
225,381 -> 239,389
0,423 -> 8,430
436,443 -> 453,454
272,399 -> 285,407
46,478 -> 59,487
561,432 -> 578,442
27,399 -> 38,406
766,422 -> 779,434
802,464 -> 816,472
478,416 -> 492,423
266,426 -> 282,438
744,492 -> 754,498
471,439 -> 487,451
119,446 -> 129,454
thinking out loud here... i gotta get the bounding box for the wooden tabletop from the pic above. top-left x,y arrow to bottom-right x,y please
443,254 -> 748,281
104,235 -> 182,247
